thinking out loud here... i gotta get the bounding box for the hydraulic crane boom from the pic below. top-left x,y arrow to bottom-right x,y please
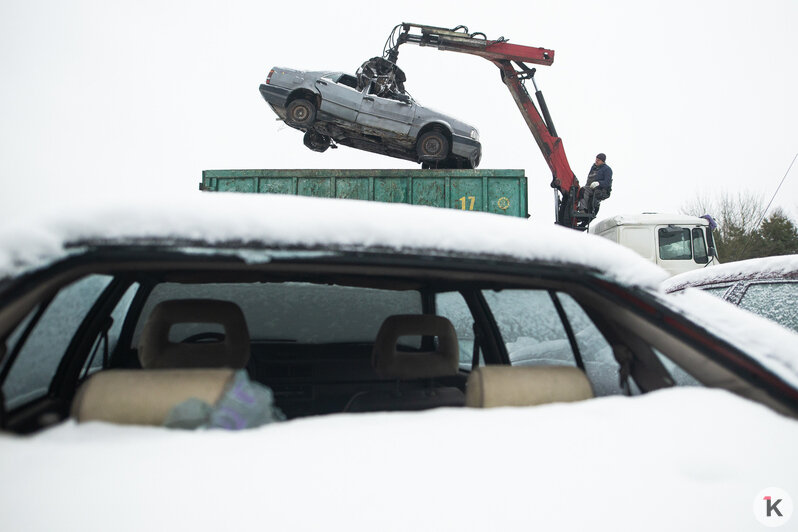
385,23 -> 585,227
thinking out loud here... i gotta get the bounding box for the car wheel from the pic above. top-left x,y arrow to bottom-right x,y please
286,98 -> 316,128
416,128 -> 449,161
303,130 -> 331,153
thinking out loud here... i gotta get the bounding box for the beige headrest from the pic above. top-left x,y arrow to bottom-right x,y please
373,315 -> 459,379
138,299 -> 250,369
71,368 -> 235,425
466,366 -> 593,408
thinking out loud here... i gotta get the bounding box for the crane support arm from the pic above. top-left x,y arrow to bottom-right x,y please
493,60 -> 577,194
386,23 -> 582,227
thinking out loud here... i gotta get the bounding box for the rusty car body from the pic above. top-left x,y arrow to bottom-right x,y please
259,67 -> 481,168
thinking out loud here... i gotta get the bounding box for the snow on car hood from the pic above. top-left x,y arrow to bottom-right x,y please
0,388 -> 795,531
0,192 -> 669,287
656,287 -> 798,388
662,254 -> 798,292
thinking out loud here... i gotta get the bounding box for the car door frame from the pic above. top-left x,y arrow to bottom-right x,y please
355,81 -> 416,136
315,74 -> 365,124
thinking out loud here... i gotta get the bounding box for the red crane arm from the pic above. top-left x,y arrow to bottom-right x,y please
492,60 -> 578,194
390,23 -> 582,226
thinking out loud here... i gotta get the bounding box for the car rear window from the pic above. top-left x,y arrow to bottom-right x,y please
131,282 -> 423,345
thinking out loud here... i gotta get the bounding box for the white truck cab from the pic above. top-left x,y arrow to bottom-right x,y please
590,213 -> 719,276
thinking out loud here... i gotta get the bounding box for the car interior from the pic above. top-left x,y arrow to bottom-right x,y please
1,255 -> 795,434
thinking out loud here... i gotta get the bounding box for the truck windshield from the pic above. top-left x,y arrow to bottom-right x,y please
658,228 -> 692,260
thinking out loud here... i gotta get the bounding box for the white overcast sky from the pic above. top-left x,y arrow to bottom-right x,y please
1,0 -> 797,225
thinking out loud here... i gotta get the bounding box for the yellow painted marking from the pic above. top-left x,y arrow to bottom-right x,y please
458,195 -> 477,210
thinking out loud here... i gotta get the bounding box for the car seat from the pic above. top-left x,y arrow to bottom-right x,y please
465,366 -> 594,408
137,299 -> 250,369
344,314 -> 465,412
71,368 -> 235,425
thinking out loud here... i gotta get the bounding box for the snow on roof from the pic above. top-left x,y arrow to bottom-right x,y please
656,288 -> 798,388
662,254 -> 798,292
0,192 -> 669,288
591,212 -> 709,234
1,388 -> 796,531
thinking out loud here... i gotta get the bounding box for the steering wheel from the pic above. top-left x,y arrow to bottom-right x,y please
179,332 -> 226,343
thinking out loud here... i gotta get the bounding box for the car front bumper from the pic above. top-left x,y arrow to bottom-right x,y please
451,135 -> 482,167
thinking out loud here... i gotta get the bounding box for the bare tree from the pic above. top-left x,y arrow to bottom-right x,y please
680,191 -> 770,261
680,190 -> 766,236
679,193 -> 716,221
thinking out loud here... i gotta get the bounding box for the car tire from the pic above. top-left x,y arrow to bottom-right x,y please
416,128 -> 449,161
286,98 -> 316,128
303,130 -> 331,153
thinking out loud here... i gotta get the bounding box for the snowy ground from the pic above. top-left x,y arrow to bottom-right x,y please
1,388 -> 795,531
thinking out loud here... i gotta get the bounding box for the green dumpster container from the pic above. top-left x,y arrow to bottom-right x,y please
200,169 -> 528,218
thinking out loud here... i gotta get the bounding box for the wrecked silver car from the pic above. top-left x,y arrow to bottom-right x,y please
259,62 -> 481,168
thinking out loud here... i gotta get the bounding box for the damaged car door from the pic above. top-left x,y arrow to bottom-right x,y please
315,73 -> 364,123
356,81 -> 416,136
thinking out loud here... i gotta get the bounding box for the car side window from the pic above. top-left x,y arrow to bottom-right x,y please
702,285 -> 732,298
435,292 -> 479,370
2,274 -> 112,409
554,292 -> 627,396
652,348 -> 702,387
334,73 -> 358,89
738,282 -> 798,333
482,289 -> 576,367
80,282 -> 140,377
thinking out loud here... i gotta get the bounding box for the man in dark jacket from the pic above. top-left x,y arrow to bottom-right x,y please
578,153 -> 612,213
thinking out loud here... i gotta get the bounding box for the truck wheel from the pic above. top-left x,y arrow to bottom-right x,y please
286,98 -> 316,127
303,130 -> 330,153
416,129 -> 449,161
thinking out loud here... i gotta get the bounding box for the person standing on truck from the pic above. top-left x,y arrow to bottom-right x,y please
578,153 -> 612,214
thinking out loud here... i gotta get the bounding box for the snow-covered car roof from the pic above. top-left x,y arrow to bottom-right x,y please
0,192 -> 669,288
662,254 -> 798,292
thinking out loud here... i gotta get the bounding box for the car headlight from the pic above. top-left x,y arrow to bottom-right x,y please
470,129 -> 479,141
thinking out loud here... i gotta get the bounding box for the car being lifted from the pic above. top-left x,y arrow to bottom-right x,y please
259,63 -> 482,169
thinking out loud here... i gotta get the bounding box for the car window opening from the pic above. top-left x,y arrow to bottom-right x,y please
2,274 -> 112,410
0,269 -> 747,434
